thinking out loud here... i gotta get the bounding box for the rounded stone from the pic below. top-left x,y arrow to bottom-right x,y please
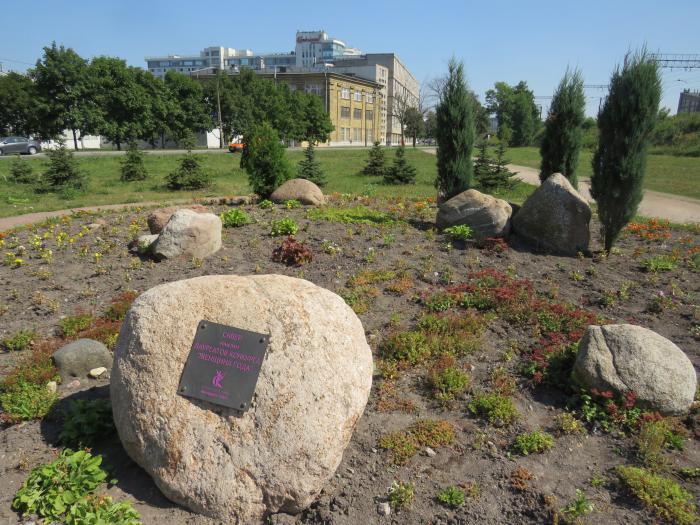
436,189 -> 512,239
573,324 -> 697,415
110,274 -> 372,523
270,179 -> 325,206
53,338 -> 112,381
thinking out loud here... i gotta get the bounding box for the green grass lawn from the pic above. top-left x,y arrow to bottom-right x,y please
0,148 -> 534,218
503,147 -> 700,200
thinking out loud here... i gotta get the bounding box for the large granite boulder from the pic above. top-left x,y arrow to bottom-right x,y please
151,209 -> 221,260
436,189 -> 512,239
147,205 -> 211,234
110,275 -> 373,523
53,339 -> 112,381
573,324 -> 697,415
512,173 -> 590,255
270,179 -> 325,206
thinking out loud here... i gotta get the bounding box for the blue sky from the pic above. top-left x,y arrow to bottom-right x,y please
2,0 -> 699,116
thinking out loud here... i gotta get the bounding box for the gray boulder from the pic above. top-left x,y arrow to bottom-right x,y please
111,274 -> 373,523
573,324 -> 697,415
271,179 -> 325,206
53,339 -> 112,381
436,189 -> 512,239
512,173 -> 590,255
151,209 -> 222,260
147,204 -> 212,234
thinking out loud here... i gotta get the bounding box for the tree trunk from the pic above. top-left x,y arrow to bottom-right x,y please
72,129 -> 78,151
412,135 -> 416,148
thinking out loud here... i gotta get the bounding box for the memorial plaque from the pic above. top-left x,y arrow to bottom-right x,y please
178,320 -> 268,411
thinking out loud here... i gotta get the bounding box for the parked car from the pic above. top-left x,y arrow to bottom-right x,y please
228,141 -> 244,153
0,136 -> 42,155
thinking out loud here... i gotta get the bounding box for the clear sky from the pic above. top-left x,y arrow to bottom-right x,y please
2,0 -> 698,116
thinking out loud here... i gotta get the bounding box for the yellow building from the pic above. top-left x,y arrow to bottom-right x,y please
255,71 -> 385,146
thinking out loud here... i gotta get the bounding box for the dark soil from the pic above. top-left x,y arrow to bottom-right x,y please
0,197 -> 699,525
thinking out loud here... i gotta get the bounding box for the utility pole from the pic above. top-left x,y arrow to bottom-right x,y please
216,70 -> 224,149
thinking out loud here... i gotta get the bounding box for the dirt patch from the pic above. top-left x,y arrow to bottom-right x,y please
1,198 -> 698,524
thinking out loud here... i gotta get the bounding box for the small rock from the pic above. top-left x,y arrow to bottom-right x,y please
66,379 -> 81,389
377,502 -> 391,516
46,381 -> 57,393
425,447 -> 437,457
53,339 -> 112,381
87,223 -> 103,230
89,367 -> 107,378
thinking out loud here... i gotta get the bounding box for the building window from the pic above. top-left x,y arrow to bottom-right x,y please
341,106 -> 350,119
366,94 -> 374,104
353,91 -> 362,102
341,88 -> 350,99
366,110 -> 374,120
353,108 -> 362,120
305,84 -> 321,95
353,128 -> 362,142
367,130 -> 373,143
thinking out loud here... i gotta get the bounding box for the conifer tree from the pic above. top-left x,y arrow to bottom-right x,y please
475,140 -> 516,192
362,141 -> 387,177
241,122 -> 291,197
166,134 -> 210,190
591,50 -> 661,251
297,143 -> 326,186
384,145 -> 416,184
473,138 -> 491,182
435,58 -> 475,202
120,141 -> 148,182
37,140 -> 85,193
540,69 -> 586,187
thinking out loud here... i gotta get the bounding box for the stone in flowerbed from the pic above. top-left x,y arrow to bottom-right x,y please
573,324 -> 697,415
436,189 -> 512,240
0,199 -> 699,525
151,208 -> 222,260
147,204 -> 212,234
270,178 -> 326,206
110,274 -> 372,523
52,338 -> 112,382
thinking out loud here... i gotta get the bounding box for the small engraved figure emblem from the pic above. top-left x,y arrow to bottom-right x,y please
212,370 -> 225,388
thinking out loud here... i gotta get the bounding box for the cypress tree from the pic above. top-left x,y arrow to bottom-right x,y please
540,69 -> 586,187
241,122 -> 291,197
435,58 -> 475,202
591,50 -> 661,251
384,145 -> 416,184
297,143 -> 326,186
362,141 -> 387,177
120,141 -> 148,182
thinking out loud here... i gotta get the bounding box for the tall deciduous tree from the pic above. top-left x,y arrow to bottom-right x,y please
591,50 -> 661,251
486,81 -> 540,146
164,71 -> 212,146
31,43 -> 98,148
0,73 -> 39,136
540,69 -> 586,187
404,107 -> 424,147
435,58 -> 475,202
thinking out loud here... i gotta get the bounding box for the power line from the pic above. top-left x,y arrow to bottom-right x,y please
650,53 -> 700,70
0,56 -> 34,66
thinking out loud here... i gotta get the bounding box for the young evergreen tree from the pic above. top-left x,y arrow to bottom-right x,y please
384,145 -> 417,184
120,141 -> 148,182
474,140 -> 516,192
37,140 -> 85,193
362,141 -> 387,177
297,143 -> 326,186
539,69 -> 586,187
435,58 -> 475,202
473,138 -> 492,182
241,122 -> 291,197
591,50 -> 661,251
9,155 -> 34,184
165,134 -> 210,190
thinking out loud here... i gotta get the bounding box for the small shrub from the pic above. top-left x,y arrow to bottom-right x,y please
410,419 -> 456,448
297,143 -> 326,186
271,236 -> 312,266
387,480 -> 414,510
617,465 -> 697,525
259,199 -> 273,209
513,430 -> 554,455
642,254 -> 678,272
380,331 -> 431,365
120,142 -> 148,181
384,145 -> 416,184
437,486 -> 465,508
362,141 -> 387,177
637,419 -> 684,468
165,152 -> 210,190
559,489 -> 594,524
59,398 -> 115,448
468,392 -> 518,425
378,431 -> 418,465
220,208 -> 251,228
270,217 -> 299,237
285,199 -> 301,209
10,155 -> 34,184
556,412 -> 584,435
443,224 -> 473,242
1,329 -> 36,352
37,141 -> 86,193
12,449 -> 109,522
0,380 -> 58,422
59,314 -> 94,338
66,495 -> 141,525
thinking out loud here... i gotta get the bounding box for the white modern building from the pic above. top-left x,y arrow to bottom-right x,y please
146,46 -> 254,77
